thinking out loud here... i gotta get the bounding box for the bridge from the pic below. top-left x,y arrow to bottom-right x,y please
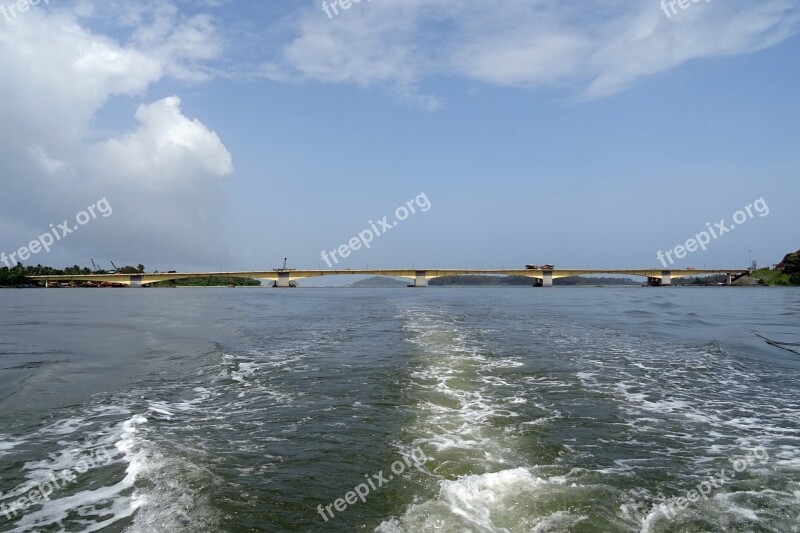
28,268 -> 749,288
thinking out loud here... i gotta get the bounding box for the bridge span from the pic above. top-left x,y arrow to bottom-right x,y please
29,268 -> 750,288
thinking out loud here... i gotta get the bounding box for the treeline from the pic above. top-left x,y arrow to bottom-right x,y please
554,276 -> 639,286
745,250 -> 800,286
779,250 -> 800,285
0,265 -> 30,287
0,263 -> 264,288
0,263 -> 148,287
151,277 -> 261,287
672,274 -> 728,286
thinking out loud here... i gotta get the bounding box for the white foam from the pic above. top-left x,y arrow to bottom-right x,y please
0,411 -> 146,532
146,387 -> 214,419
113,413 -> 219,531
382,309 -> 569,531
530,511 -> 589,531
231,361 -> 259,383
0,435 -> 25,457
146,402 -> 174,419
377,468 -> 556,532
9,479 -> 140,532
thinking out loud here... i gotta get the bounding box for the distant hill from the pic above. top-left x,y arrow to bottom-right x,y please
350,276 -> 409,288
431,275 -> 639,286
431,275 -> 530,286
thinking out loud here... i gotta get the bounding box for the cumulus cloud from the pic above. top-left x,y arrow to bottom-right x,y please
0,2 -> 232,268
263,0 -> 800,105
96,96 -> 232,187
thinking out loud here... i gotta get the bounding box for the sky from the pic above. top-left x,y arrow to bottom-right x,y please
0,0 -> 798,280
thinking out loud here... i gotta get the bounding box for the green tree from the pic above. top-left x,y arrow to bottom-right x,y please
781,251 -> 800,273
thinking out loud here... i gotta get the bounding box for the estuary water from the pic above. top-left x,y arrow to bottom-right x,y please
0,287 -> 799,532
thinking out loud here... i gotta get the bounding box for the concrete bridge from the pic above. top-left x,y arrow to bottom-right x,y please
28,268 -> 749,288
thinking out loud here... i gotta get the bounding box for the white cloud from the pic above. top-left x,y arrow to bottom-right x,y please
583,0 -> 800,98
28,145 -> 70,176
126,2 -> 222,82
96,96 -> 232,187
264,0 -> 800,106
0,3 -> 233,267
0,10 -> 162,139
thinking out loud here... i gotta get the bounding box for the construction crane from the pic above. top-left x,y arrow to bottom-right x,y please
274,258 -> 295,273
109,261 -> 118,274
91,259 -> 99,272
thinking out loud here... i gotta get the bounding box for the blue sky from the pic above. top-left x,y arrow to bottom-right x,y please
0,0 -> 798,277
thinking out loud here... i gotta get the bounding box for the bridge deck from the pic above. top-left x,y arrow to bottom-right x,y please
28,268 -> 748,286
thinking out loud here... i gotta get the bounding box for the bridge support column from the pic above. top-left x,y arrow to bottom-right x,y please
661,271 -> 671,286
130,276 -> 143,288
542,271 -> 553,287
412,271 -> 428,287
726,273 -> 733,286
275,272 -> 293,288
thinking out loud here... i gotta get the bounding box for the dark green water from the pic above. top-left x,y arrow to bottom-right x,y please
1,287 -> 799,532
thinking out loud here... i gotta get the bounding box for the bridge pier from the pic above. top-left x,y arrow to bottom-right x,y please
726,273 -> 733,286
412,271 -> 428,287
274,272 -> 294,288
542,271 -> 553,287
130,276 -> 143,288
647,271 -> 672,286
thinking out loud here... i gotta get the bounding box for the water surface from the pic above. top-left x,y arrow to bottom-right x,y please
1,287 -> 798,532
